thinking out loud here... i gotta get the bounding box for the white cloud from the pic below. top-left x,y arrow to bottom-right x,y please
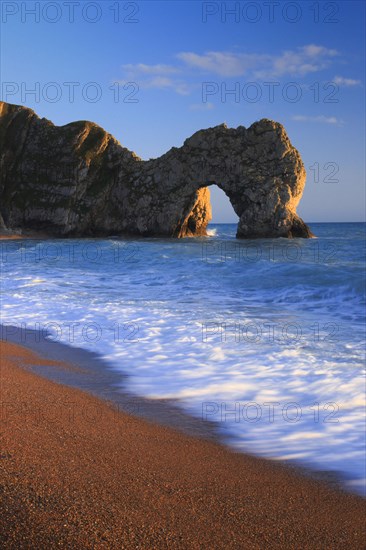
301,44 -> 338,58
178,45 -> 339,78
257,45 -> 338,78
177,51 -> 267,77
121,63 -> 180,75
292,115 -> 343,126
118,76 -> 190,96
120,63 -> 190,95
333,75 -> 361,87
189,102 -> 214,111
118,45 -> 341,96
143,77 -> 191,95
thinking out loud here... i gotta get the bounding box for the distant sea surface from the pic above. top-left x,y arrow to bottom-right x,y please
1,223 -> 365,494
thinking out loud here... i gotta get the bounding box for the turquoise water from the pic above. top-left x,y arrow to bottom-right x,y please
1,222 -> 365,494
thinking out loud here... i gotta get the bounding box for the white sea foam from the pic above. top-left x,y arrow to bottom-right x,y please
1,223 -> 365,495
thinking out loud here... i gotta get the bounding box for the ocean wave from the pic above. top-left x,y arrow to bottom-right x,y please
1,222 -> 365,495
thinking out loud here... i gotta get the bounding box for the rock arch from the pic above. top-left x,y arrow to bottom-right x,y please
120,120 -> 312,238
0,101 -> 312,238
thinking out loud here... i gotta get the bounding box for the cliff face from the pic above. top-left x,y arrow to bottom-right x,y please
0,101 -> 312,238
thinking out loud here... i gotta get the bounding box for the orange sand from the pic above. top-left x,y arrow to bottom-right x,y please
1,341 -> 365,549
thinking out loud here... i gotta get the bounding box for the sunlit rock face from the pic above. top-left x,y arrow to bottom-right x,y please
0,101 -> 312,238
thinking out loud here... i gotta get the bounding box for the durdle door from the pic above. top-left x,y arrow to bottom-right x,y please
0,101 -> 313,239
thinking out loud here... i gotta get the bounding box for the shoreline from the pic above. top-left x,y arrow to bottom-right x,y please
1,339 -> 365,547
1,324 -> 362,494
0,324 -> 225,444
1,324 -> 364,495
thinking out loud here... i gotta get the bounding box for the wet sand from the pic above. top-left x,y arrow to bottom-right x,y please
1,340 -> 365,549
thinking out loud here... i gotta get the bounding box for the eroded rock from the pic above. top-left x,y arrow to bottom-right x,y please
0,101 -> 313,238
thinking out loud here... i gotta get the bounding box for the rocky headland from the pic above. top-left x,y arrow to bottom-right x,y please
0,101 -> 313,238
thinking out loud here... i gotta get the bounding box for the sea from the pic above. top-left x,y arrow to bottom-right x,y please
1,222 -> 365,495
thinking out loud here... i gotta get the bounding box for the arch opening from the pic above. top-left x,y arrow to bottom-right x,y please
175,183 -> 241,238
208,184 -> 239,225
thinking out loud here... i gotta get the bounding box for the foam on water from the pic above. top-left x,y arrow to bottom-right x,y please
1,223 -> 365,494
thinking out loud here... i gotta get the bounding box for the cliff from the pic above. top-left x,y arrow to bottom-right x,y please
0,101 -> 312,238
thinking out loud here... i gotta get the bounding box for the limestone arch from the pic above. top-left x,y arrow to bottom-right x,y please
146,121 -> 313,239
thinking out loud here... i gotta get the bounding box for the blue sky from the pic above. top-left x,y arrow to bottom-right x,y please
1,0 -> 365,222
